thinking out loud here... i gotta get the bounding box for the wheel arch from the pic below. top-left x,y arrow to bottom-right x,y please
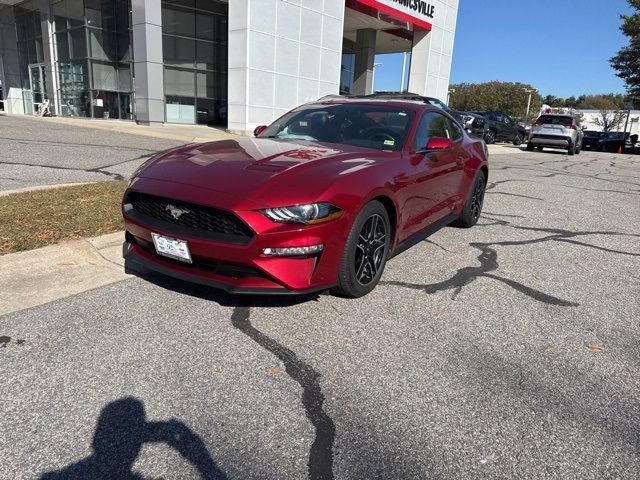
370,194 -> 397,245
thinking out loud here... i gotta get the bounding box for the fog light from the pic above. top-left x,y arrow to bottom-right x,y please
262,244 -> 324,256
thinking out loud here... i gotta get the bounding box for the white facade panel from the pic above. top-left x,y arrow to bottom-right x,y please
227,0 -> 345,134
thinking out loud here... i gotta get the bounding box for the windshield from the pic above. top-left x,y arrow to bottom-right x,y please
259,103 -> 415,151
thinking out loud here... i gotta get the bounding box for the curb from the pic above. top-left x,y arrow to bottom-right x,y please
0,182 -> 97,198
0,231 -> 128,317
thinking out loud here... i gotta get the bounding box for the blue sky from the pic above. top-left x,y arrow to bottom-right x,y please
374,0 -> 633,98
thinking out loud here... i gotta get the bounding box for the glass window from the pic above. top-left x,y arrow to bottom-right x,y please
163,36 -> 195,68
70,28 -> 87,58
413,112 -> 459,149
118,64 -> 132,91
196,71 -> 217,98
89,29 -> 117,60
195,12 -> 215,41
119,93 -> 133,119
117,32 -> 131,62
161,7 -> 195,37
92,62 -> 118,90
165,96 -> 196,124
56,32 -> 70,61
92,90 -> 119,119
85,0 -> 116,30
164,67 -> 195,96
195,41 -> 218,70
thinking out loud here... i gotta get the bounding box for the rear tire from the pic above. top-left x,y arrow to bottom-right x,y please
568,141 -> 575,156
536,146 -> 544,151
452,170 -> 486,228
333,201 -> 390,298
527,143 -> 534,151
512,134 -> 522,146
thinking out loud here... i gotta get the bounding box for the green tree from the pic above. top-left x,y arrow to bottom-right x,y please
610,0 -> 640,97
449,81 -> 542,122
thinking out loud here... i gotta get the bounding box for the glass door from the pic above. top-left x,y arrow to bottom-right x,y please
28,64 -> 47,113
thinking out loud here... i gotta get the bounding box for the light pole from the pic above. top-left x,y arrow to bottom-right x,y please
446,88 -> 455,106
371,62 -> 382,93
523,88 -> 536,124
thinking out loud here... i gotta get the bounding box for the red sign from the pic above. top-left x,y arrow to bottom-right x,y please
356,0 -> 434,31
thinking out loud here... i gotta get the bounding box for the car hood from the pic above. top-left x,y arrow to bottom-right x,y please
135,137 -> 388,205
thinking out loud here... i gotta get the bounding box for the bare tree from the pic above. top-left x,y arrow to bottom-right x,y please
593,109 -> 626,131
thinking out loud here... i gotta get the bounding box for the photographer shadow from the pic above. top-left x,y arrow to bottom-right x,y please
40,397 -> 227,480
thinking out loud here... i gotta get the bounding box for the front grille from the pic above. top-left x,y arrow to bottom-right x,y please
127,232 -> 266,279
125,191 -> 254,244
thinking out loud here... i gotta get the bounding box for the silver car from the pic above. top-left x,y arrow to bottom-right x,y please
527,114 -> 584,155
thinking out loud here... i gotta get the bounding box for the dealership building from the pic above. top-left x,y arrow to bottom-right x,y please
0,0 -> 458,133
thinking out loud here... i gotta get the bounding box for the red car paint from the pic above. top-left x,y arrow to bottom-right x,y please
122,99 -> 488,294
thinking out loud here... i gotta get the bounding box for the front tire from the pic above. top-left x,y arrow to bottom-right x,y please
333,201 -> 390,298
513,134 -> 522,146
527,142 -> 534,151
453,170 -> 486,228
484,130 -> 496,144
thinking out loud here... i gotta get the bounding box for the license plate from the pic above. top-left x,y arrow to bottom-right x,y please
151,233 -> 192,263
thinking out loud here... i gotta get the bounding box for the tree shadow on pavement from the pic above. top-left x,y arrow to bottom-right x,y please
40,397 -> 227,480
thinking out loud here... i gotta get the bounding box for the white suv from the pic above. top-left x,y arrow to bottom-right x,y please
527,114 -> 584,155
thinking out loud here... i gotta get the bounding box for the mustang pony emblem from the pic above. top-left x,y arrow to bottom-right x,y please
165,204 -> 191,220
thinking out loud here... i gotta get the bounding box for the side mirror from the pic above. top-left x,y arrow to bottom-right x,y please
253,125 -> 267,136
424,137 -> 453,151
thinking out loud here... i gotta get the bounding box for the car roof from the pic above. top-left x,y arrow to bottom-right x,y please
310,97 -> 435,112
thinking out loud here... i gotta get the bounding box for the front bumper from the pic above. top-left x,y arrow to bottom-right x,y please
122,182 -> 348,294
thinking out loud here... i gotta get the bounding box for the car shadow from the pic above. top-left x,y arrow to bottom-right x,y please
39,397 -> 228,480
127,267 -> 324,308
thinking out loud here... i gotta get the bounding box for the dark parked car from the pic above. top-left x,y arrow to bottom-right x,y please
581,131 -> 626,152
122,98 -> 489,297
471,111 -> 526,145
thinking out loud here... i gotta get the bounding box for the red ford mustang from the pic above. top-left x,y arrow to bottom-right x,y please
122,97 -> 489,297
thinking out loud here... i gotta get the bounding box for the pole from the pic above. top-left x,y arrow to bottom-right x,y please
400,52 -> 407,92
525,91 -> 533,124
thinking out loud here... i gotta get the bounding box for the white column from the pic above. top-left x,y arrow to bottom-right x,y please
131,0 -> 165,125
407,30 -> 431,96
351,28 -> 376,95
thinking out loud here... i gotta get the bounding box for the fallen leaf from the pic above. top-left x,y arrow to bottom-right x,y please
267,366 -> 283,375
587,343 -> 605,352
544,345 -> 556,353
610,392 -> 621,399
518,378 -> 528,387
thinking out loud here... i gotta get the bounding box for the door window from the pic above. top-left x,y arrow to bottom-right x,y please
413,112 -> 462,150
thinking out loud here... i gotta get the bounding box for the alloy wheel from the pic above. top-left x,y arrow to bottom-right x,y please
470,175 -> 485,221
354,214 -> 387,285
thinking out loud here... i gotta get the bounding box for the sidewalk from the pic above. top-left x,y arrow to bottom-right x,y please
0,231 -> 127,316
28,115 -> 239,143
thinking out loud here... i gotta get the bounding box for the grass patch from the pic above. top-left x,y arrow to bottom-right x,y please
0,181 -> 127,254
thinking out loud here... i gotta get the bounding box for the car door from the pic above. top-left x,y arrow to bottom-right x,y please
400,111 -> 466,240
494,113 -> 509,140
503,114 -> 517,140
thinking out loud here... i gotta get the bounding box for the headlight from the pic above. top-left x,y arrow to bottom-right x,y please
261,202 -> 343,225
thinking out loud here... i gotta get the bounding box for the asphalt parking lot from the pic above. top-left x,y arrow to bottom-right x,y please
0,115 -> 182,192
1,141 -> 640,478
